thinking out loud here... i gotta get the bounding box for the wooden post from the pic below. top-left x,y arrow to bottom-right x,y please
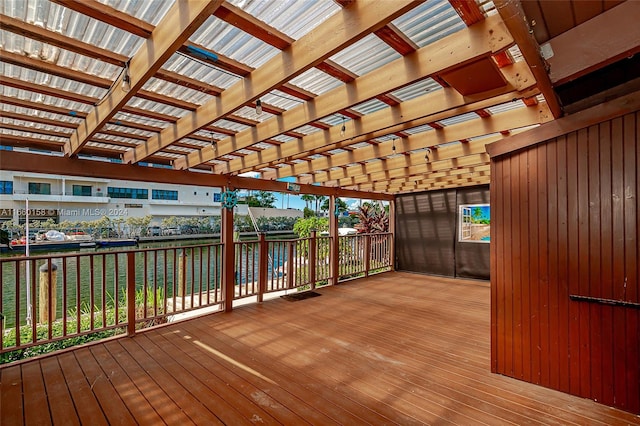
309,231 -> 317,289
257,233 -> 267,302
364,234 -> 371,277
221,203 -> 235,312
389,198 -> 396,271
329,195 -> 339,285
126,251 -> 136,336
286,242 -> 295,289
38,262 -> 57,324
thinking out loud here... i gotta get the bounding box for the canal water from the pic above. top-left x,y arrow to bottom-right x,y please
1,236 -> 292,329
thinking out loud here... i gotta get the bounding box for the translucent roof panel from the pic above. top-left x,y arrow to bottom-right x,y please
439,112 -> 479,126
487,99 -> 527,115
289,68 -> 342,96
191,16 -> 279,69
165,54 -> 241,89
330,33 -> 400,76
393,0 -> 466,48
230,0 -> 341,40
352,99 -> 389,115
391,78 -> 443,101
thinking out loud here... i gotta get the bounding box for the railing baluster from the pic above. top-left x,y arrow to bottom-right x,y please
127,251 -> 136,337
14,259 -> 20,347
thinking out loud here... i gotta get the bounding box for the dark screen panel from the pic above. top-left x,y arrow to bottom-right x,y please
395,189 -> 456,277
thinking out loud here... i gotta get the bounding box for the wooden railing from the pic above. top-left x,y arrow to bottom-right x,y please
0,233 -> 391,358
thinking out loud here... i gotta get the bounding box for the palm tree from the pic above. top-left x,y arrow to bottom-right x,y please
301,194 -> 314,210
314,195 -> 327,216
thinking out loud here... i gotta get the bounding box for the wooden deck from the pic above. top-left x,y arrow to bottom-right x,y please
1,272 -> 638,425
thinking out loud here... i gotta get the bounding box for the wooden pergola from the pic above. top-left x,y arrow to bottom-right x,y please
1,0 -> 640,419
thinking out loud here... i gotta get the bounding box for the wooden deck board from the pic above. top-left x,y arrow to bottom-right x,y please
55,352 -> 109,426
39,357 -> 80,426
1,272 -> 638,425
21,361 -> 52,425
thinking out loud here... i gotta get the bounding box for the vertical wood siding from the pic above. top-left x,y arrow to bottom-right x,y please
491,111 -> 640,414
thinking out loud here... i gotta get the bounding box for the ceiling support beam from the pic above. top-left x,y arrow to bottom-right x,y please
494,0 -> 563,118
64,0 -> 225,156
127,0 -> 419,165
264,103 -> 551,180
0,150 -> 393,200
222,62 -> 534,175
174,13 -> 514,170
306,132 -> 513,186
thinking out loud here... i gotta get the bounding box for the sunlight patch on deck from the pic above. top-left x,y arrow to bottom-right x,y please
186,336 -> 278,385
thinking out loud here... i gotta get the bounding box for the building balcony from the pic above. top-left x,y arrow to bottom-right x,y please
12,190 -> 110,203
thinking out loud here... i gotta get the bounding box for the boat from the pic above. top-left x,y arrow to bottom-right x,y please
95,238 -> 139,248
4,239 -> 96,252
2,229 -> 97,253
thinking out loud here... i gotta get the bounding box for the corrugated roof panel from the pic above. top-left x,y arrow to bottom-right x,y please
271,134 -> 295,143
113,112 -> 171,128
233,105 -> 274,123
165,54 -> 240,89
352,98 -> 388,115
143,77 -> 213,105
439,112 -> 478,126
404,124 -> 436,135
191,16 -> 279,69
393,0 -> 466,48
213,118 -> 250,132
231,0 -> 340,40
289,68 -> 341,96
102,0 -> 175,25
487,99 -> 526,114
124,98 -> 188,118
391,78 -> 442,101
263,90 -> 305,110
330,33 -> 400,76
104,124 -> 154,138
294,125 -> 322,135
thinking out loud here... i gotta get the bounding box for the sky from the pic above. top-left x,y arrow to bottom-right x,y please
237,173 -> 377,211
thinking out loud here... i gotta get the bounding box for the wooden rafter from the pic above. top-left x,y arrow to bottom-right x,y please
175,14 -> 515,171
213,2 -> 294,49
494,0 -> 563,118
64,0 -> 225,156
125,0 -> 419,165
263,104 -> 551,180
223,78 -> 532,176
230,61 -> 535,175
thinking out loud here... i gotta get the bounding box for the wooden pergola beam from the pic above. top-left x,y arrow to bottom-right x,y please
309,132 -> 511,186
175,13 -> 515,171
0,150 -> 394,199
355,163 -> 491,191
222,61 -> 534,175
213,2 -> 294,49
64,0 -> 225,156
264,103 -> 551,180
50,0 -> 154,38
0,13 -> 128,66
128,0 -> 419,165
494,0 -> 563,118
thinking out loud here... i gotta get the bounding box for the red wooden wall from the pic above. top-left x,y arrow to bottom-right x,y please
490,111 -> 639,414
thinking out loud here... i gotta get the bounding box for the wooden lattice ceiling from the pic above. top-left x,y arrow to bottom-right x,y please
1,0 -> 635,196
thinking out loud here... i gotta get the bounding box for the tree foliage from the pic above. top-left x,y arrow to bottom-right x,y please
293,217 -> 328,238
357,202 -> 389,233
246,190 -> 277,208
